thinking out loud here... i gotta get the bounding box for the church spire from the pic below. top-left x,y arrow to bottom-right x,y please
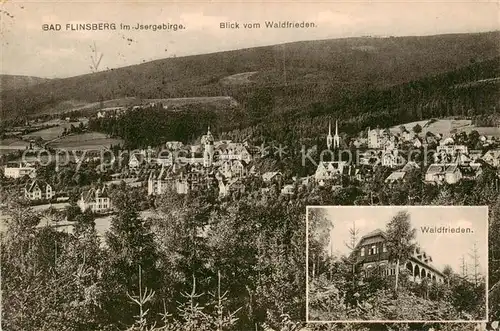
326,120 -> 333,150
333,120 -> 340,149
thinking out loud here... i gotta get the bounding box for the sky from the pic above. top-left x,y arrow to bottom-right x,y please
310,206 -> 488,276
0,1 -> 499,78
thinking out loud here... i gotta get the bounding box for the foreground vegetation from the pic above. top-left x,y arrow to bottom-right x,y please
2,169 -> 500,330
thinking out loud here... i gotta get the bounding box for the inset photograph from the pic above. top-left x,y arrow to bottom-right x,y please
306,206 -> 488,323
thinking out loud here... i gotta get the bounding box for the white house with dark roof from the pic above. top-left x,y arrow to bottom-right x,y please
24,179 -> 55,201
4,162 -> 36,179
78,187 -> 112,213
424,163 -> 462,184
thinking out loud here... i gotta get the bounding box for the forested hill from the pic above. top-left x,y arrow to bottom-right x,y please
1,31 -> 499,120
87,56 -> 500,149
0,75 -> 50,92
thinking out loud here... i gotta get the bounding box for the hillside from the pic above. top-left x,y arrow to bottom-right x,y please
1,31 -> 499,121
0,75 -> 50,92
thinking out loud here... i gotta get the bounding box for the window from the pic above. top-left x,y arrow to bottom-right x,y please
360,247 -> 365,257
369,245 -> 377,255
383,243 -> 387,253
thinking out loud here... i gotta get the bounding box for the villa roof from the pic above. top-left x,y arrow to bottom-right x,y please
426,163 -> 460,174
401,161 -> 420,172
359,228 -> 387,241
81,186 -> 109,203
148,164 -> 190,180
25,179 -> 50,192
385,171 -> 406,182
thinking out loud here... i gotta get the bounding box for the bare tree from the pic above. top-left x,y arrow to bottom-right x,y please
468,242 -> 481,285
460,255 -> 469,280
344,220 -> 360,276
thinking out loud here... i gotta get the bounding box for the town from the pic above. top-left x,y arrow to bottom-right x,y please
2,113 -> 500,219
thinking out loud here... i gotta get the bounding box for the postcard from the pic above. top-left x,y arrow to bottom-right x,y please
0,1 -> 499,331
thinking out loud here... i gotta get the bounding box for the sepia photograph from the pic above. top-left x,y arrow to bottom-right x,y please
1,1 -> 499,330
307,206 -> 489,324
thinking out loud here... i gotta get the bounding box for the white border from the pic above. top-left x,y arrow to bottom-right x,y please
305,205 -> 489,324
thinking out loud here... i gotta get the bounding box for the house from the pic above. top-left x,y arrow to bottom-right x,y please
424,163 -> 462,184
219,160 -> 249,179
3,162 -> 36,179
165,141 -> 184,150
156,152 -> 174,166
401,129 -> 414,142
353,229 -> 444,283
218,178 -> 245,197
459,163 -> 482,180
280,184 -> 295,195
128,153 -> 143,169
381,150 -> 400,168
413,137 -> 423,148
368,129 -> 382,149
216,142 -> 252,163
352,138 -> 367,149
385,171 -> 406,183
436,143 -> 468,156
148,164 -> 189,196
482,149 -> 500,167
469,150 -> 484,163
358,150 -> 379,166
78,187 -> 112,213
147,164 -> 213,196
262,171 -> 282,183
314,161 -> 347,183
24,180 -> 55,201
384,161 -> 420,184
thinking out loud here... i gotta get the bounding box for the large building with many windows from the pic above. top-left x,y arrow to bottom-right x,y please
353,229 -> 445,283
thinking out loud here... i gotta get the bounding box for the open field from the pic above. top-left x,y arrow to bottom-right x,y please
0,138 -> 30,156
220,71 -> 258,85
144,96 -> 239,108
0,209 -> 161,237
458,126 -> 500,137
23,121 -> 84,141
47,132 -> 124,150
390,119 -> 475,137
34,97 -> 141,117
0,202 -> 71,231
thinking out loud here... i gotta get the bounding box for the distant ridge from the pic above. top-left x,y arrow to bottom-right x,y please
1,31 -> 499,120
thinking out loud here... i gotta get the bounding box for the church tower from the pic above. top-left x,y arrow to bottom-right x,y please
203,126 -> 215,167
326,120 -> 333,150
333,120 -> 340,149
